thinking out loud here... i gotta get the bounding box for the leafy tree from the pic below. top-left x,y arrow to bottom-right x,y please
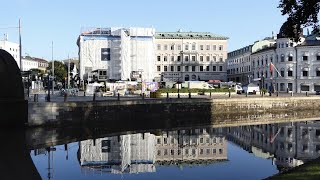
278,0 -> 319,41
47,61 -> 67,83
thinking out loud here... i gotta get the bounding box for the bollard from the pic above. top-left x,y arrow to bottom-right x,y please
188,92 -> 191,99
306,92 -> 308,97
117,93 -> 120,101
291,92 -> 293,97
246,92 -> 248,97
210,91 -> 212,98
93,93 -> 96,101
34,94 -> 38,102
178,93 -> 180,99
228,90 -> 231,98
277,92 -> 279,97
84,91 -> 86,96
142,93 -> 145,100
167,92 -> 169,99
64,93 -> 68,102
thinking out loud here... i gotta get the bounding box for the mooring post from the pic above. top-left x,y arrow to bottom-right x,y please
117,93 -> 120,101
93,93 -> 96,101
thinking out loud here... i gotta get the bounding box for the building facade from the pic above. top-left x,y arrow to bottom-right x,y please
21,56 -> 49,72
77,27 -> 156,82
0,39 -> 20,68
227,28 -> 320,93
154,31 -> 228,82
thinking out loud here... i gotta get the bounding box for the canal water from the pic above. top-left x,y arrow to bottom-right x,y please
28,120 -> 320,179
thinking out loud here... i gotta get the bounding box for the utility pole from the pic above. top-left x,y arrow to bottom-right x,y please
68,54 -> 70,89
52,41 -> 54,94
19,19 -> 22,70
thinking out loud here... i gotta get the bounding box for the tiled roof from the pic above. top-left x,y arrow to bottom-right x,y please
155,32 -> 228,40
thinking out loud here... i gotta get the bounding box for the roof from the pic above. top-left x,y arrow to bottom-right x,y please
22,56 -> 48,63
297,40 -> 320,47
155,32 -> 228,40
251,46 -> 276,55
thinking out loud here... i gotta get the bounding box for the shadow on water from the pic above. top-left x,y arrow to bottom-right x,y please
0,129 -> 41,180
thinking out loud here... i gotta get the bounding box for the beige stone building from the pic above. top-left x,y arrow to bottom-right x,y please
155,128 -> 227,165
154,31 -> 228,83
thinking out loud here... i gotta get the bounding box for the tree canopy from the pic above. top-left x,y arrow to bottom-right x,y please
278,0 -> 319,41
47,61 -> 67,83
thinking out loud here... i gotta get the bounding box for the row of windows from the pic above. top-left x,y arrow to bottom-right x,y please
157,137 -> 224,145
157,55 -> 224,62
157,44 -> 224,51
157,65 -> 223,72
157,148 -> 224,156
253,68 -> 320,79
278,42 -> 294,48
252,54 -> 320,68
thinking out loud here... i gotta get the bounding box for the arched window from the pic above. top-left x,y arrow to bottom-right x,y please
191,74 -> 197,80
281,54 -> 285,62
185,75 -> 189,81
280,68 -> 285,77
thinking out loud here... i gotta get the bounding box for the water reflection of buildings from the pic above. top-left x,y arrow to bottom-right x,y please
226,121 -> 320,171
78,127 -> 228,174
78,133 -> 156,174
155,128 -> 227,166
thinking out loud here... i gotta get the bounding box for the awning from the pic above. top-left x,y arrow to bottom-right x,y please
288,67 -> 293,71
289,53 -> 293,57
316,67 -> 320,71
301,84 -> 310,86
302,67 -> 309,71
303,52 -> 309,56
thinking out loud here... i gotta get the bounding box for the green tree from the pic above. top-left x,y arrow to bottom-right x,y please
47,61 -> 67,83
278,0 -> 319,41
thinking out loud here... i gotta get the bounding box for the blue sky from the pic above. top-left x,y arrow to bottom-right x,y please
0,0 -> 287,61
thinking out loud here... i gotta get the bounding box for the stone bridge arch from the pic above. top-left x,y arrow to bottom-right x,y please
0,49 -> 27,127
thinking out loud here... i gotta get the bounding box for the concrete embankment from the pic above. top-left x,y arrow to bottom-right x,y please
28,96 -> 320,127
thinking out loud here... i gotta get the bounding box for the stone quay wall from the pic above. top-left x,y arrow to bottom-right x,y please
28,97 -> 320,127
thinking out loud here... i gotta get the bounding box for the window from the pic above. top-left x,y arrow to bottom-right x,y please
164,45 -> 168,50
157,44 -> 161,50
192,56 -> 196,61
157,150 -> 161,156
213,56 -> 216,62
200,45 -> 203,50
164,66 -> 167,72
301,85 -> 310,91
288,83 -> 293,91
177,56 -> 181,61
171,56 -> 174,61
185,44 -> 189,50
200,66 -> 203,71
170,45 -> 174,50
303,55 -> 308,61
192,44 -> 196,50
178,45 -> 181,50
317,55 -> 320,61
164,56 -> 167,61
200,149 -> 204,155
184,56 -> 189,61
303,70 -> 308,77
170,66 -> 174,72
281,54 -> 285,62
192,66 -> 195,72
200,56 -> 203,62
288,56 -> 293,61
280,68 -> 285,77
219,57 -> 223,62
219,66 -> 223,71
288,70 -> 293,77
219,45 -> 223,51
157,56 -> 161,61
213,66 -> 216,71
206,66 -> 209,71
157,66 -> 161,71
177,66 -> 181,72
164,149 -> 168,155
317,70 -> 320,76
219,149 -> 223,154
212,149 -> 216,154
206,56 -> 210,62
206,45 -> 210,50
212,45 -> 216,50
185,66 -> 189,72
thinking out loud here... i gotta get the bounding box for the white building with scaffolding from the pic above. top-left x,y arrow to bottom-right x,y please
77,27 -> 156,83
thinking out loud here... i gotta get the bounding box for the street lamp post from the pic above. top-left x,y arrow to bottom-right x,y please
47,73 -> 51,102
